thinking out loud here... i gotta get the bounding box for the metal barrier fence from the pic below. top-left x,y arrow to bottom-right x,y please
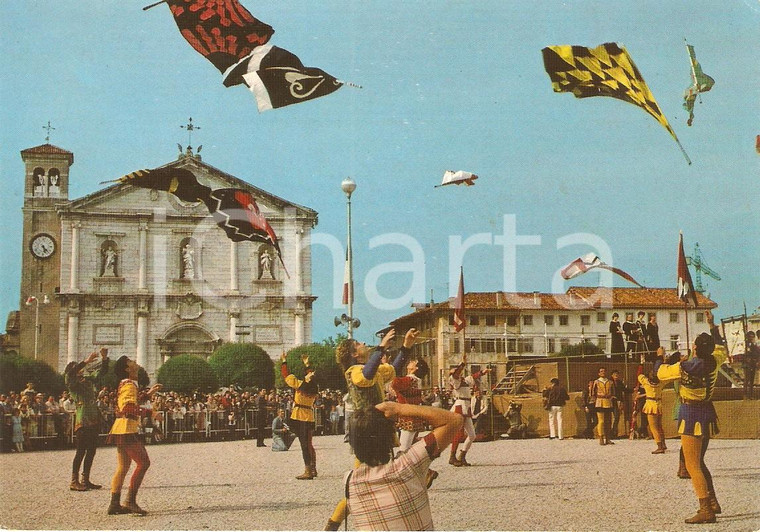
0,406 -> 334,451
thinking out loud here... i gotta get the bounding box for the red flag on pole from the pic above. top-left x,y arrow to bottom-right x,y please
453,267 -> 465,332
677,232 -> 698,307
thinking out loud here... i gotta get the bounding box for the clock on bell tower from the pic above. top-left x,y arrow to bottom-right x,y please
19,142 -> 73,368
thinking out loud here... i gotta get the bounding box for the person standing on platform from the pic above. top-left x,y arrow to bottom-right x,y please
609,313 -> 625,355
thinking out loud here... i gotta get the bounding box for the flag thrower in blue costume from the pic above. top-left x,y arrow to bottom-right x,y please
542,42 -> 691,165
682,40 -> 714,126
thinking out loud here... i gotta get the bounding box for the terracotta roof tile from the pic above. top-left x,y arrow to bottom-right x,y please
20,144 -> 74,163
392,287 -> 717,323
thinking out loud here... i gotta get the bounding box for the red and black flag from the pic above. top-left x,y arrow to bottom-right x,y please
239,45 -> 343,112
111,167 -> 212,204
165,0 -> 274,85
205,188 -> 287,274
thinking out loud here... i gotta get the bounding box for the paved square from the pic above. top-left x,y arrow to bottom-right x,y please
1,435 -> 758,530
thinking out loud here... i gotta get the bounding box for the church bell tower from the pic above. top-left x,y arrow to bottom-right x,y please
19,142 -> 73,367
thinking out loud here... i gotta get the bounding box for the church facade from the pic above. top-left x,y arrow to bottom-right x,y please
8,143 -> 317,379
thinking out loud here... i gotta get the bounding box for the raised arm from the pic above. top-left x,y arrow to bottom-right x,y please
376,401 -> 462,453
362,329 -> 396,380
390,328 -> 419,375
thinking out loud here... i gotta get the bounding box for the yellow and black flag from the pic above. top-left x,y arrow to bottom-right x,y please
542,42 -> 690,164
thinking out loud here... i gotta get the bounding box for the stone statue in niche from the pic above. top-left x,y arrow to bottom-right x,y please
33,170 -> 47,197
48,173 -> 60,197
182,243 -> 195,279
259,249 -> 273,280
102,246 -> 117,277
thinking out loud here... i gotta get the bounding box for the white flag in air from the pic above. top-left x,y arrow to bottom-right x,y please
436,170 -> 478,187
561,253 -> 644,288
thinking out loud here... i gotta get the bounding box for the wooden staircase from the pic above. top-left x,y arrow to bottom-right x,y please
492,364 -> 536,395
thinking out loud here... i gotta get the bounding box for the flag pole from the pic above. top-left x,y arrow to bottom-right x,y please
684,301 -> 691,357
675,137 -> 692,165
142,0 -> 167,10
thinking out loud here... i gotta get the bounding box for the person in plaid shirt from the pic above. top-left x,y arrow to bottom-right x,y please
346,401 -> 462,531
325,327 -> 418,531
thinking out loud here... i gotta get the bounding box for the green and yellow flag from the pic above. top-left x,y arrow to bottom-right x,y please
542,42 -> 690,164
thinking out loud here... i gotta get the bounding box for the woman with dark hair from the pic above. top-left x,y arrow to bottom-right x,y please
280,353 -> 319,480
65,347 -> 108,491
107,355 -> 161,516
656,311 -> 726,524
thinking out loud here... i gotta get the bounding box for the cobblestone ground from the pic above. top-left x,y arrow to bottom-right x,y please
1,435 -> 759,531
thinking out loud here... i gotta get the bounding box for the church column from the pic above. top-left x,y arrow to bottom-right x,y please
138,222 -> 148,290
136,299 -> 149,369
229,310 -> 240,342
294,228 -> 303,293
66,300 -> 80,364
69,221 -> 81,292
230,241 -> 239,291
294,308 -> 304,346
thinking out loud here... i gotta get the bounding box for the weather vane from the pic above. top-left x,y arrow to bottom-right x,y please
180,117 -> 201,149
43,121 -> 55,143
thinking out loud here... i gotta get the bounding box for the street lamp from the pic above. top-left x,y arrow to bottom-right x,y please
25,295 -> 50,360
341,177 -> 357,339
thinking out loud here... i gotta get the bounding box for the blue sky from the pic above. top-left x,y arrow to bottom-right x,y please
1,1 -> 758,345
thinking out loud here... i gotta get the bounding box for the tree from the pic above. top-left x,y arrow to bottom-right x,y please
276,343 -> 345,392
208,343 -> 275,391
558,340 -> 604,357
0,352 -> 64,397
156,355 -> 218,394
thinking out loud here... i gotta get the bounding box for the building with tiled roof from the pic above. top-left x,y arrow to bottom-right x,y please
388,287 -> 717,388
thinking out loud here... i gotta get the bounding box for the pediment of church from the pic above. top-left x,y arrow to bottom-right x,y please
62,157 -> 316,221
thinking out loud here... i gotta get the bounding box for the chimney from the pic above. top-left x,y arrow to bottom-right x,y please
496,291 -> 502,307
533,291 -> 539,306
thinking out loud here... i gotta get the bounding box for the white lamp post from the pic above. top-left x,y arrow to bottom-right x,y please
25,294 -> 50,360
341,177 -> 357,339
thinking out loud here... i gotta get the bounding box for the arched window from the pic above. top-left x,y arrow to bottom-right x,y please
180,237 -> 200,279
100,239 -> 119,277
33,167 -> 47,197
48,168 -> 61,197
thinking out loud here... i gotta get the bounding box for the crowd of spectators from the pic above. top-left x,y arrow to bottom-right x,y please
0,384 -> 351,452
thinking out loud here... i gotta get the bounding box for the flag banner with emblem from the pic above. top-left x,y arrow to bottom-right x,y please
240,45 -> 343,112
452,267 -> 465,332
542,42 -> 690,164
677,232 -> 698,307
110,167 -> 212,204
683,42 -> 714,126
561,253 -> 644,288
165,0 -> 274,84
436,170 -> 478,188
